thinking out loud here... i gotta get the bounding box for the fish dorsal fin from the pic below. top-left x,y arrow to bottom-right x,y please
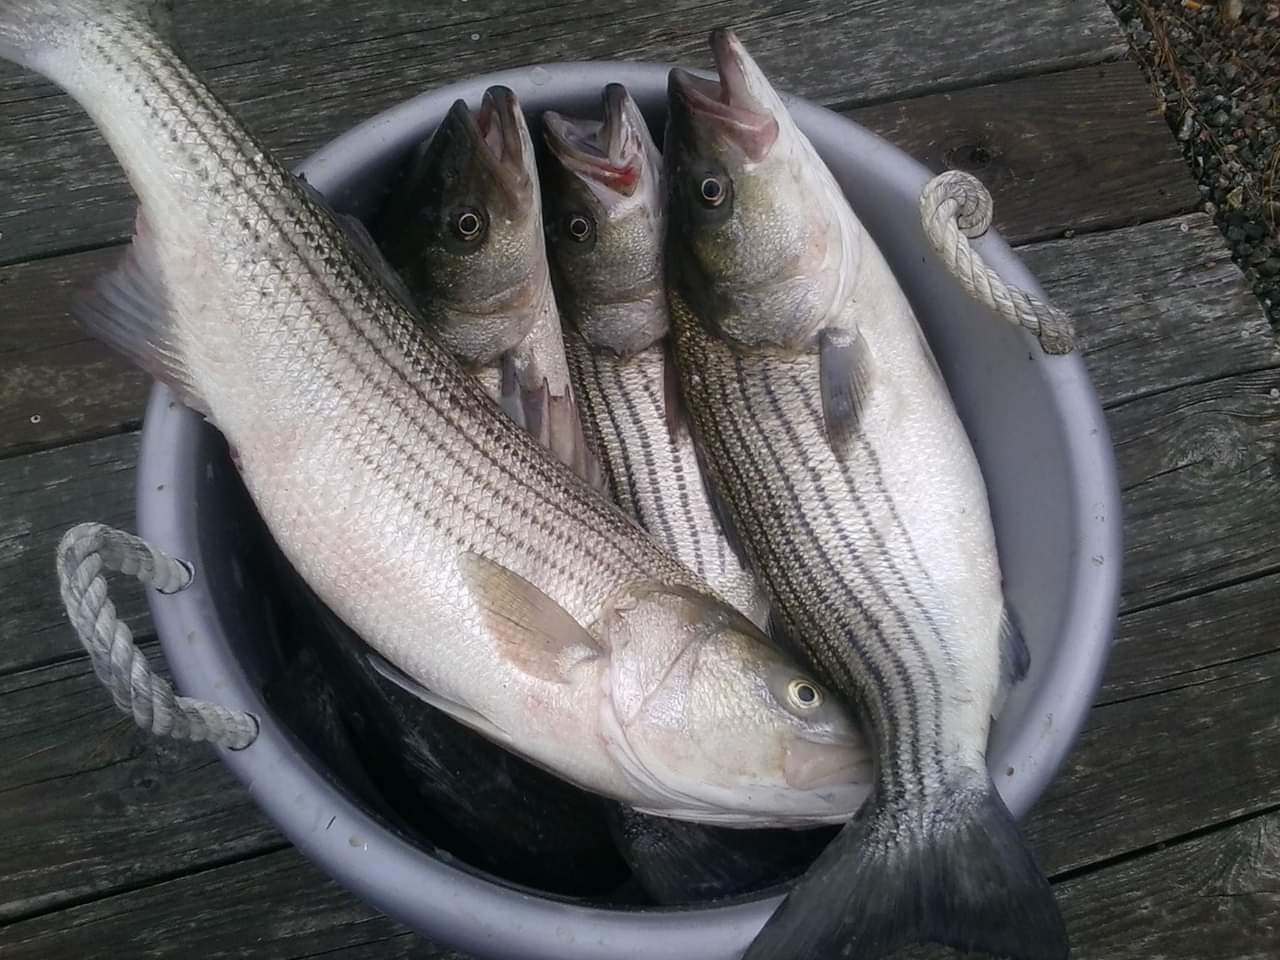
458,551 -> 603,684
73,209 -> 208,415
818,326 -> 873,460
296,174 -> 421,316
993,601 -> 1031,719
366,650 -> 513,746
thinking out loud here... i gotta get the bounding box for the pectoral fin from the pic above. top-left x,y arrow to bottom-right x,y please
458,551 -> 603,684
366,651 -> 514,746
818,327 -> 872,460
663,342 -> 688,441
500,355 -> 606,492
993,601 -> 1031,719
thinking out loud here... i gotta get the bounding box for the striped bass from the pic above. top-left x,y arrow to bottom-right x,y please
0,1 -> 871,826
663,28 -> 1068,956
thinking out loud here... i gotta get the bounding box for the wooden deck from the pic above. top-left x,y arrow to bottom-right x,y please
1,2 -> 1277,957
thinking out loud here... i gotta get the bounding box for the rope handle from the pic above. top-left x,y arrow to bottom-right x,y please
56,522 -> 258,750
921,170 -> 1076,355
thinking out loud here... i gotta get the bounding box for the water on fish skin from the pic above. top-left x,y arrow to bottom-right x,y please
0,1 -> 870,828
663,27 -> 1067,960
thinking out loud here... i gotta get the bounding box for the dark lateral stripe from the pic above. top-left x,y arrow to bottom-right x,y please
791,378 -> 952,781
679,329 -> 904,796
585,350 -> 645,517
117,28 -> 678,590
770,365 -> 946,791
740,356 -> 927,795
638,370 -> 709,578
105,35 -> 601,589
614,360 -> 686,565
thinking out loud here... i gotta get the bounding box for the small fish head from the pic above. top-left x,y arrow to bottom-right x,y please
603,584 -> 871,825
664,29 -> 841,348
382,87 -> 547,363
542,84 -> 668,355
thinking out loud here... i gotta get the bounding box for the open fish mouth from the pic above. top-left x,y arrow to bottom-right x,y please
543,83 -> 645,196
668,28 -> 778,161
461,85 -> 532,204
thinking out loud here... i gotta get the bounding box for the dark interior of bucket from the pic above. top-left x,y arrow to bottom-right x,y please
214,103 -> 842,909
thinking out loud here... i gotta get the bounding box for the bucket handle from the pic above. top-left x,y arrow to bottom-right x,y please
56,522 -> 259,750
921,170 -> 1076,355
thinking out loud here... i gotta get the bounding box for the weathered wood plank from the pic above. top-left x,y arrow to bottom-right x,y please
0,0 -> 1125,263
1113,369 -> 1280,613
1025,648 -> 1280,876
1099,571 -> 1280,705
0,643 -> 282,923
2,211 -> 1250,460
0,432 -> 144,676
0,847 -> 443,960
851,61 -> 1197,245
1024,214 -> 1280,408
1057,810 -> 1280,960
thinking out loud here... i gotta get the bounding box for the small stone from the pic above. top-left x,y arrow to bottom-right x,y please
1224,0 -> 1243,20
1222,62 -> 1240,81
1208,109 -> 1230,127
1178,111 -> 1196,140
1260,259 -> 1280,278
1204,202 -> 1217,216
1226,225 -> 1246,242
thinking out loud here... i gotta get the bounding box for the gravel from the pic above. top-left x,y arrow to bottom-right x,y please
1108,0 -> 1280,324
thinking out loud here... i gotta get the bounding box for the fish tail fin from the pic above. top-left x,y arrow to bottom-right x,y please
743,778 -> 1068,960
0,0 -> 169,76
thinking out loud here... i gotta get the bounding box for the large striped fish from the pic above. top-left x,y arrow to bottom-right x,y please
663,29 -> 1068,959
0,1 -> 872,827
542,83 -> 769,628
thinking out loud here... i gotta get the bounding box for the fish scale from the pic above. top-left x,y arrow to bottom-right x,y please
1,0 -> 872,827
663,28 -> 1066,960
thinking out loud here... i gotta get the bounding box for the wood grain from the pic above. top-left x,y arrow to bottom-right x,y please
0,0 -> 1125,263
0,847 -> 442,960
0,432 -> 144,676
1058,810 -> 1280,960
1099,571 -> 1280,705
1025,648 -> 1280,876
1112,368 -> 1280,613
0,643 -> 281,923
851,61 -> 1198,244
1023,214 -> 1280,408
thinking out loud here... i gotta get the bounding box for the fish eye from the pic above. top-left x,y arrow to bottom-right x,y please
451,207 -> 486,242
699,175 -> 727,207
566,213 -> 594,243
787,679 -> 822,710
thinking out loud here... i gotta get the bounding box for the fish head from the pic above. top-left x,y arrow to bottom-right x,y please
542,84 -> 669,355
381,86 -> 548,363
602,584 -> 872,826
664,29 -> 844,348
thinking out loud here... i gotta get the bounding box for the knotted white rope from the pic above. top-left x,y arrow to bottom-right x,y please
56,522 -> 258,749
921,170 -> 1076,355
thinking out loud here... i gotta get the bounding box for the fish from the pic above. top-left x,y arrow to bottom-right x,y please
375,86 -> 598,483
663,28 -> 1066,959
542,83 -> 769,628
0,0 -> 870,828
